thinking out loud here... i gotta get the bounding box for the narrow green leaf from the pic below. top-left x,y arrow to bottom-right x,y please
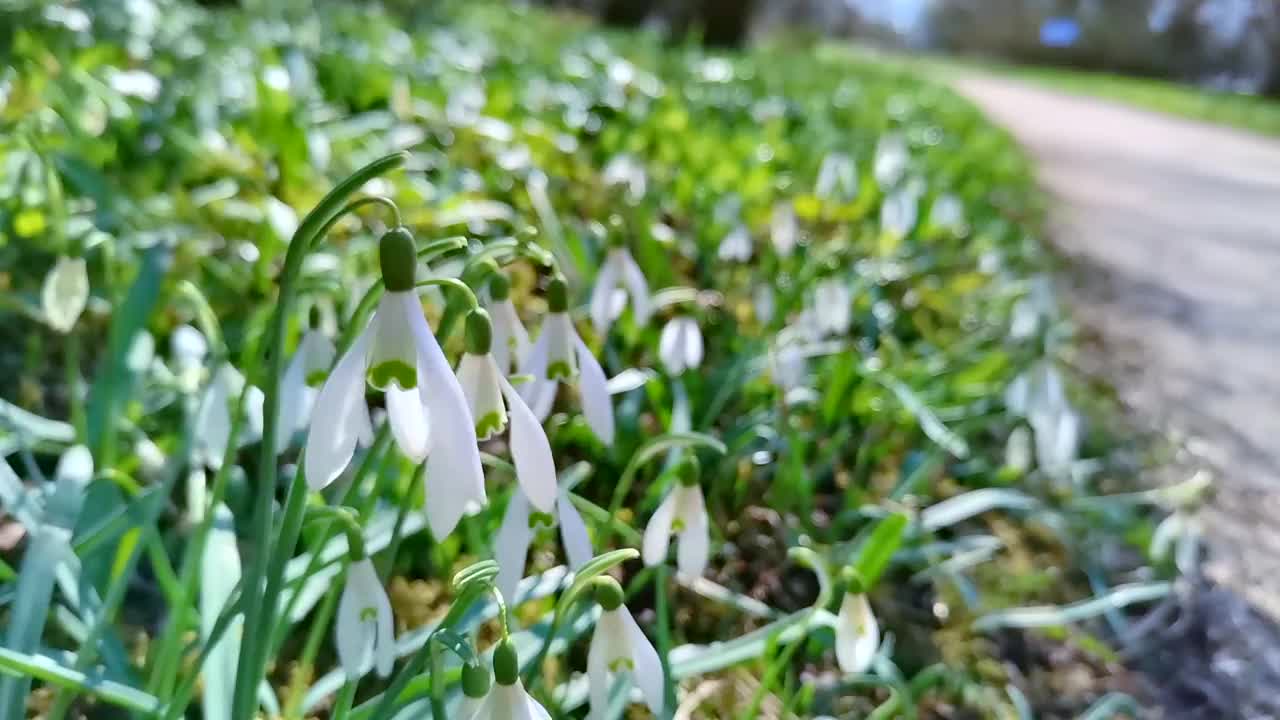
0,647 -> 160,714
852,512 -> 910,590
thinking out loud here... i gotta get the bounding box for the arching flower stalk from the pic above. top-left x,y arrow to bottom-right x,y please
589,244 -> 651,335
587,578 -> 663,720
455,309 -> 557,512
464,640 -> 551,720
657,315 -> 704,375
493,484 -> 593,605
642,458 -> 710,578
305,227 -> 485,539
519,275 -> 615,445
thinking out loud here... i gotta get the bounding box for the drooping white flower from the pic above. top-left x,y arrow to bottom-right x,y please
466,679 -> 552,720
587,582 -> 663,720
42,256 -> 89,333
753,284 -> 775,324
520,276 -> 615,446
658,316 -> 704,375
1030,404 -> 1081,483
929,194 -> 966,235
589,247 -> 652,334
816,152 -> 858,201
193,364 -> 264,470
493,485 -> 593,605
880,187 -> 918,239
455,310 -> 556,513
486,273 -> 531,376
769,341 -> 806,390
277,329 -> 336,455
305,228 -> 485,539
335,558 -> 396,680
602,154 -> 647,203
642,469 -> 709,578
873,132 -> 909,189
466,641 -> 551,720
46,444 -> 93,526
835,592 -> 880,674
813,279 -> 853,336
171,324 -> 209,391
770,202 -> 798,256
1009,276 -> 1056,342
717,224 -> 752,262
1005,425 -> 1033,474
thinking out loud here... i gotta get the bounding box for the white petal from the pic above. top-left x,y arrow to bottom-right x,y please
835,593 -> 880,674
304,331 -> 371,489
675,487 -> 710,579
586,624 -> 612,720
500,374 -> 557,513
680,318 -> 703,370
658,319 -> 685,375
621,606 -> 664,716
54,445 -> 94,487
494,489 -> 534,605
386,384 -> 430,462
543,313 -> 576,379
458,353 -> 507,440
335,561 -> 376,679
42,256 -> 89,333
573,336 -> 614,446
641,491 -> 678,568
518,329 -> 557,422
590,255 -> 623,334
522,686 -> 553,720
277,351 -> 309,455
367,292 -> 422,391
557,492 -> 594,569
410,301 -> 487,539
193,367 -> 232,470
490,299 -> 531,375
615,249 -> 652,326
373,587 -> 396,677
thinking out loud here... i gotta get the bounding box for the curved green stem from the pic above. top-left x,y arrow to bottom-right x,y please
415,277 -> 480,310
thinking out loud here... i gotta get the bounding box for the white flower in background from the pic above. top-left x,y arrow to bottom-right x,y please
717,224 -> 752,262
642,462 -> 709,578
713,194 -> 743,226
835,590 -> 880,674
602,154 -> 647,203
455,310 -> 557,513
880,186 -> 918,238
813,279 -> 853,336
587,580 -> 664,720
1009,276 -> 1056,342
193,363 -> 264,470
873,132 -> 909,189
520,276 -> 615,446
929,194 -> 966,234
486,272 -> 531,375
753,284 -> 775,324
306,228 -> 485,540
658,316 -> 704,375
769,341 -> 806,390
770,202 -> 798,256
465,642 -> 551,720
816,151 -> 857,201
277,329 -> 336,455
170,324 -> 209,392
589,246 -> 652,334
335,558 -> 396,680
494,485 -> 593,605
1004,425 -> 1032,474
46,444 -> 93,526
42,256 -> 89,333
1030,404 -> 1081,482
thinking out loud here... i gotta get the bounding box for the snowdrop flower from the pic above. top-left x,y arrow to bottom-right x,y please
1009,276 -> 1056,342
587,579 -> 663,720
770,202 -> 798,256
46,445 -> 93,527
1004,425 -> 1033,474
520,276 -> 615,445
753,284 -> 775,324
880,186 -> 918,239
1030,405 -> 1080,483
277,329 -> 336,455
929,194 -> 966,235
42,256 -> 89,333
813,279 -> 853,336
589,245 -> 652,334
769,341 -> 806,391
873,132 -> 908,189
642,459 -> 709,578
486,272 -> 531,375
305,228 -> 485,539
658,316 -> 704,375
336,557 -> 395,680
602,154 -> 647,203
464,641 -> 551,720
835,581 -> 880,674
171,324 -> 209,392
816,152 -> 857,201
193,364 -> 264,470
717,224 -> 752,262
456,310 -> 556,511
494,484 -> 593,605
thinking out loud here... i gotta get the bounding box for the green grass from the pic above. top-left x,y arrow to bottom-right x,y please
0,2 -> 1174,718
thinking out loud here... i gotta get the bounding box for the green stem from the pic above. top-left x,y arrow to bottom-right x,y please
230,152 -> 407,720
64,332 -> 84,442
414,277 -> 480,309
281,582 -> 342,720
655,564 -> 675,720
332,681 -> 359,720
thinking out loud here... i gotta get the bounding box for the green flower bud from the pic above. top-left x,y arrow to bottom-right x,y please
492,640 -> 520,686
677,456 -> 701,488
462,662 -> 491,698
379,227 -> 417,292
546,274 -> 569,313
842,567 -> 866,595
489,271 -> 512,301
593,577 -> 624,612
465,309 -> 493,355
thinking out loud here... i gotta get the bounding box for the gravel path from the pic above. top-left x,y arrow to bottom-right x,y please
952,74 -> 1280,720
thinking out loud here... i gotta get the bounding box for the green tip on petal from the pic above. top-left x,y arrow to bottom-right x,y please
547,360 -> 573,381
492,640 -> 520,686
528,510 -> 555,529
465,310 -> 494,355
593,577 -> 624,611
379,227 -> 418,292
842,567 -> 866,596
462,662 -> 491,698
475,409 -> 507,440
305,370 -> 328,387
368,359 -> 417,391
546,275 -> 569,313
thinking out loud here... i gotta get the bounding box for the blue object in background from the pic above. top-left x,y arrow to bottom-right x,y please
1040,17 -> 1081,48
